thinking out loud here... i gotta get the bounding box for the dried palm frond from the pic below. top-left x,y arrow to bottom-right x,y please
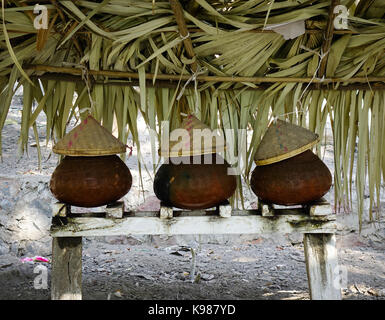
0,0 -> 384,228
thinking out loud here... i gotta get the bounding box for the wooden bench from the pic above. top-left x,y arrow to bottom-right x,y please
50,198 -> 341,300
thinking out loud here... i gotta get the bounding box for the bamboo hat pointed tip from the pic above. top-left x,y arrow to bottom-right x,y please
254,119 -> 319,165
53,115 -> 127,156
159,114 -> 227,157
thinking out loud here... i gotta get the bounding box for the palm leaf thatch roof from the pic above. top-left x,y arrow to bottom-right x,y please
1,0 -> 385,228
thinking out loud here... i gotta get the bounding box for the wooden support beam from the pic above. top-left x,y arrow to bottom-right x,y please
307,197 -> 333,216
51,202 -> 70,217
105,201 -> 124,219
169,0 -> 198,72
31,74 -> 194,89
160,202 -> 173,219
50,213 -> 337,237
31,74 -> 385,91
25,64 -> 385,85
49,203 -> 339,301
51,237 -> 82,300
318,0 -> 340,82
218,200 -> 232,218
258,199 -> 275,217
303,233 -> 341,300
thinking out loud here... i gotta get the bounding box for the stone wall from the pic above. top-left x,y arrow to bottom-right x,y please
0,175 -> 53,256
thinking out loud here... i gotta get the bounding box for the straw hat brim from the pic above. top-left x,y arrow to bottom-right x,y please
53,146 -> 126,156
254,137 -> 319,166
254,119 -> 320,165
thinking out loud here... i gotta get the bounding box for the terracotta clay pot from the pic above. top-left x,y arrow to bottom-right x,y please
250,150 -> 332,205
50,155 -> 132,207
154,154 -> 237,210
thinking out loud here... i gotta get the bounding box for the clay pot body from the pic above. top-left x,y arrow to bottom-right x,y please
50,155 -> 132,207
154,154 -> 237,210
250,150 -> 331,205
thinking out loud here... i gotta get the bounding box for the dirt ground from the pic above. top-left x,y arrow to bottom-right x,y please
0,233 -> 385,300
0,93 -> 385,300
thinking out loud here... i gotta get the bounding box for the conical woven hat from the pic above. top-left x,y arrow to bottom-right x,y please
159,114 -> 227,157
254,119 -> 319,166
53,115 -> 127,156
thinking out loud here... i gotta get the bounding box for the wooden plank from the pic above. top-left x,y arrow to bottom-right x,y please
31,74 -> 385,91
169,0 -> 198,72
51,215 -> 337,237
26,65 -> 385,84
160,203 -> 173,219
317,0 -> 339,82
258,199 -> 274,217
218,200 -> 232,218
51,237 -> 82,300
307,198 -> 333,216
64,207 -> 335,218
105,201 -> 124,219
303,233 -> 341,300
51,202 -> 70,217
